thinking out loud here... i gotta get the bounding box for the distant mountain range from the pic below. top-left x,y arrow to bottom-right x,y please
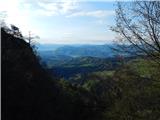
37,44 -> 117,58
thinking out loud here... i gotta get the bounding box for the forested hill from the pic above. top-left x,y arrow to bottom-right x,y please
1,27 -> 60,120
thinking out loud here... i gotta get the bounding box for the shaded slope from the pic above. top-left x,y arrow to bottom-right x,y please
1,28 -> 72,120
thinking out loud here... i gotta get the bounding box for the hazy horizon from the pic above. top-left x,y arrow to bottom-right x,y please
37,41 -> 114,45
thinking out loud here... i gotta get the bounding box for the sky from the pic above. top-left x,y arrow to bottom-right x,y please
0,0 -> 117,44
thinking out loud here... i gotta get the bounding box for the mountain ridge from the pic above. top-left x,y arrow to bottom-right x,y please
37,44 -> 117,58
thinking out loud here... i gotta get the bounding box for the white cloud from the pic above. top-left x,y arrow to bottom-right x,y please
0,0 -> 79,17
67,10 -> 115,18
35,2 -> 60,16
35,8 -> 58,16
0,0 -> 114,18
35,1 -> 79,16
64,32 -> 73,35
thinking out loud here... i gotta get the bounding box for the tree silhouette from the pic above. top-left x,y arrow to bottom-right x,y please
111,1 -> 160,63
10,24 -> 23,37
24,31 -> 40,45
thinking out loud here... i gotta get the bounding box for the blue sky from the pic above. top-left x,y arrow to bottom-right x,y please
0,0 -> 117,44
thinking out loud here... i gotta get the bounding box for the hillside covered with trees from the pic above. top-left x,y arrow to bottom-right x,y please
2,1 -> 160,120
